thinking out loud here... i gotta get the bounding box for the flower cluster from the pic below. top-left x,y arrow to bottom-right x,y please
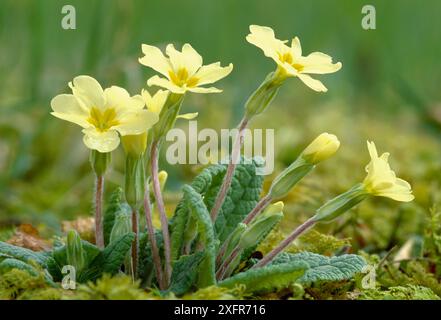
50,24 -> 413,289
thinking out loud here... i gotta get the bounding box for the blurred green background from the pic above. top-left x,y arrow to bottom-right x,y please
1,0 -> 441,246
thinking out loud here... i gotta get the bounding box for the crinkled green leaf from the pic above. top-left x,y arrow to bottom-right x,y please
102,233 -> 135,274
219,261 -> 308,293
0,241 -> 47,266
182,185 -> 216,287
171,158 -> 264,259
272,252 -> 367,283
240,212 -> 283,262
168,252 -> 205,296
138,230 -> 163,287
103,187 -> 131,246
0,258 -> 39,276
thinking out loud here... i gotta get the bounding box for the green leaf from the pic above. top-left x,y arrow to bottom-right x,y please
0,241 -> 47,266
219,261 -> 308,293
182,185 -> 216,287
0,258 -> 39,276
171,158 -> 264,258
168,252 -> 205,296
51,239 -> 101,283
52,239 -> 100,269
102,232 -> 135,274
103,187 -> 131,246
138,231 -> 163,287
272,252 -> 367,283
240,211 -> 283,261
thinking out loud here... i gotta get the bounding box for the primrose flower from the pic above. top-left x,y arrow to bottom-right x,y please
246,25 -> 342,92
362,141 -> 414,202
51,76 -> 159,153
302,133 -> 340,164
139,43 -> 233,94
141,89 -> 198,120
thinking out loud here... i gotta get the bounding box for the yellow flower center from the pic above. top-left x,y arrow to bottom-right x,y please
169,68 -> 199,87
87,107 -> 119,132
278,52 -> 304,72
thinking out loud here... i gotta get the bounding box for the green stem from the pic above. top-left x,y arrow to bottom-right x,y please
143,182 -> 165,289
150,140 -> 172,286
94,175 -> 104,249
131,208 -> 139,278
253,218 -> 316,268
210,117 -> 249,221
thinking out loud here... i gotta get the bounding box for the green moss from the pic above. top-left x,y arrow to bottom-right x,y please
70,274 -> 150,300
359,285 -> 440,300
0,268 -> 63,300
182,285 -> 245,300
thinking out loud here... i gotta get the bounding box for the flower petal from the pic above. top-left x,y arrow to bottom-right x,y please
139,44 -> 172,78
181,43 -> 203,76
70,75 -> 105,108
114,110 -> 159,136
82,128 -> 120,153
166,43 -> 202,75
300,52 -> 342,74
194,62 -> 233,86
187,86 -> 222,94
246,25 -> 286,60
147,75 -> 186,94
297,74 -> 328,92
142,89 -> 169,114
177,112 -> 198,120
104,86 -> 130,110
291,37 -> 302,57
50,94 -> 90,128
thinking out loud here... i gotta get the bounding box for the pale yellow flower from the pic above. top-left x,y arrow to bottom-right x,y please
246,25 -> 342,92
141,89 -> 198,120
51,75 -> 159,153
363,141 -> 414,202
139,43 -> 233,94
302,133 -> 340,164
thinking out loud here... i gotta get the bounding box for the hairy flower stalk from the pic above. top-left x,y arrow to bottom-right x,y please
94,176 -> 104,248
210,117 -> 248,221
122,120 -> 158,280
150,140 -> 172,285
253,141 -> 414,268
143,182 -> 165,289
90,150 -> 111,249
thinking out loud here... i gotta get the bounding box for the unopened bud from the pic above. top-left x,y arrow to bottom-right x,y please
302,133 -> 340,165
121,132 -> 148,157
66,230 -> 85,272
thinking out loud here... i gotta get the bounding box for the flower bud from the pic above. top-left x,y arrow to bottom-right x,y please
301,133 -> 340,164
89,150 -> 111,177
121,132 -> 148,157
239,210 -> 283,250
269,157 -> 314,199
312,183 -> 369,222
262,201 -> 284,215
125,155 -> 145,210
158,170 -> 168,190
244,71 -> 284,118
66,230 -> 85,272
149,170 -> 168,203
223,223 -> 247,259
152,93 -> 184,140
110,212 -> 132,244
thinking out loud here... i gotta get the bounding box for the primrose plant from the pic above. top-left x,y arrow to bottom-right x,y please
0,25 -> 414,295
